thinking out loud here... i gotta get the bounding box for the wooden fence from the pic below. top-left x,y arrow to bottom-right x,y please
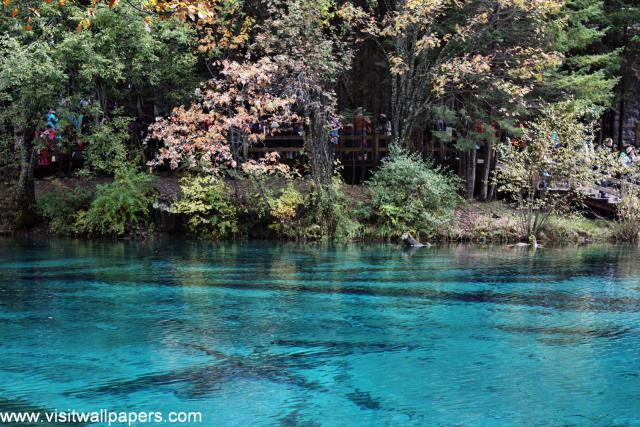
243,133 -> 392,182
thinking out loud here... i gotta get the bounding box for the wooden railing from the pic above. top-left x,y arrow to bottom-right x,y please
247,133 -> 391,161
243,133 -> 392,181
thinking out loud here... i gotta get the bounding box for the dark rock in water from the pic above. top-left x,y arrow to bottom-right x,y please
346,389 -> 382,410
401,232 -> 428,247
152,198 -> 176,232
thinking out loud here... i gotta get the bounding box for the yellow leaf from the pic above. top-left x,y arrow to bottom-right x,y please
10,7 -> 18,17
2,0 -> 10,8
108,0 -> 120,7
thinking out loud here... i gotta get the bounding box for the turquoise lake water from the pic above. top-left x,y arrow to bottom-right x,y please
1,239 -> 640,426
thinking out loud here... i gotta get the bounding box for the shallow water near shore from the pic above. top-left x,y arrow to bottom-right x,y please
1,239 -> 640,426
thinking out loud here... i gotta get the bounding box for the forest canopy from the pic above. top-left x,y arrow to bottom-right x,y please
1,0 -> 639,240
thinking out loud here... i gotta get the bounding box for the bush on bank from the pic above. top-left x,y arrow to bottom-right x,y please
75,169 -> 156,237
171,176 -> 238,239
37,181 -> 93,235
365,145 -> 460,240
615,188 -> 640,242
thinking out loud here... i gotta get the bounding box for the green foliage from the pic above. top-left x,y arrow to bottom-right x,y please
75,170 -> 156,236
171,176 -> 238,238
543,214 -> 612,243
0,36 -> 65,128
84,114 -> 132,175
62,4 -> 199,111
542,0 -> 621,109
37,182 -> 93,235
615,186 -> 640,242
259,179 -> 361,242
495,102 -> 618,239
367,145 -> 460,239
269,184 -> 304,236
301,181 -> 362,242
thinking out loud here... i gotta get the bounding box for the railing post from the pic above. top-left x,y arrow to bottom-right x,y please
373,134 -> 379,164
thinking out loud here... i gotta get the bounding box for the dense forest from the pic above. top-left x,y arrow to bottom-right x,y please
1,0 -> 639,242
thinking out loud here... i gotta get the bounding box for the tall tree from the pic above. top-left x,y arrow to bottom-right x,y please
602,0 -> 640,147
0,37 -> 65,227
354,0 -> 565,198
253,0 -> 353,186
544,0 -> 620,110
148,0 -> 354,187
0,1 -> 200,225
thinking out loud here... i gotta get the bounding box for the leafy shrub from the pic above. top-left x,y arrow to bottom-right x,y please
366,145 -> 459,239
259,179 -> 361,242
269,184 -> 304,236
75,170 -> 156,236
37,182 -> 93,235
84,114 -> 132,175
307,181 -> 362,241
615,187 -> 640,242
494,103 -> 617,240
171,176 -> 237,238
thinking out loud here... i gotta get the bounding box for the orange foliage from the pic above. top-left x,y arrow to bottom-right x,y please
146,58 -> 299,174
2,0 -> 217,28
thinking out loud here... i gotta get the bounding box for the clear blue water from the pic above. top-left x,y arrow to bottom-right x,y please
1,239 -> 640,426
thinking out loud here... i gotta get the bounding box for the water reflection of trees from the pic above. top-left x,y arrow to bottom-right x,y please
447,244 -> 640,282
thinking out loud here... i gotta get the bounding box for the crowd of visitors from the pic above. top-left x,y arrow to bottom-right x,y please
602,138 -> 640,168
248,108 -> 392,145
36,98 -> 88,172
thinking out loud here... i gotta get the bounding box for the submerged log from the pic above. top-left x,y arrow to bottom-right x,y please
401,232 -> 428,247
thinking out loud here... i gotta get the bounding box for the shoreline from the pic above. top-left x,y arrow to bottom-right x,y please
1,175 -> 619,245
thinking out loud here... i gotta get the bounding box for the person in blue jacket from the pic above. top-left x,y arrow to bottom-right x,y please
46,109 -> 59,129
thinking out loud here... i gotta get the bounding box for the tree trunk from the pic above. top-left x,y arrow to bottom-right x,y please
12,125 -> 37,228
617,23 -> 628,150
305,108 -> 332,187
480,139 -> 493,201
618,93 -> 625,150
487,150 -> 498,201
465,149 -> 476,200
137,94 -> 145,119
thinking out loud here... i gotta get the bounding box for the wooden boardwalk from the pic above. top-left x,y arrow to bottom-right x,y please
548,182 -> 622,216
240,133 -> 392,182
